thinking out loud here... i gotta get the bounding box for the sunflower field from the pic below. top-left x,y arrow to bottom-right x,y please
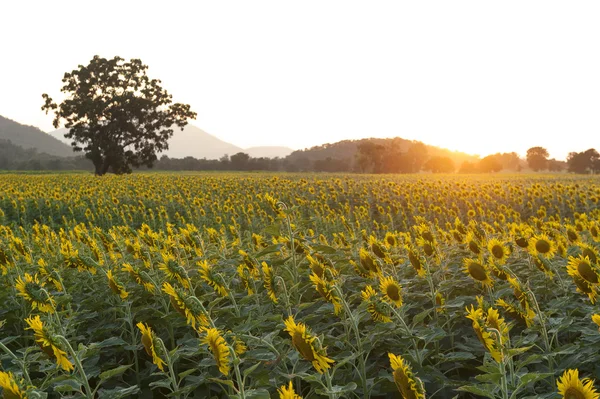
1,173 -> 600,399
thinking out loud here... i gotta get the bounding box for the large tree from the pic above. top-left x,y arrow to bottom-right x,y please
526,146 -> 549,171
42,56 -> 196,175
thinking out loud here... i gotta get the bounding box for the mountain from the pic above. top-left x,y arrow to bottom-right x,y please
49,125 -> 293,160
245,146 -> 293,158
0,115 -> 74,157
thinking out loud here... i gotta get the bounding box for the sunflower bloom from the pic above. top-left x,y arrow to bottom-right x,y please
283,316 -> 334,374
162,282 -> 208,330
407,246 -> 426,277
237,264 -> 255,295
463,259 -> 493,288
567,255 -> 600,285
25,315 -> 74,372
496,298 -> 535,328
137,322 -> 166,371
107,270 -> 128,300
556,369 -> 599,399
379,276 -> 403,307
0,371 -> 26,399
592,314 -> 600,331
528,234 -> 556,258
158,252 -> 190,289
309,273 -> 341,315
262,262 -> 278,304
361,285 -> 391,323
487,238 -> 509,265
15,273 -> 55,313
465,306 -> 503,362
201,328 -> 231,376
121,262 -> 155,293
198,260 -> 228,297
388,353 -> 426,399
278,381 -> 302,399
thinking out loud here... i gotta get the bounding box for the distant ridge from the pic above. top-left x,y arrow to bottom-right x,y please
0,115 -> 74,157
49,125 -> 294,160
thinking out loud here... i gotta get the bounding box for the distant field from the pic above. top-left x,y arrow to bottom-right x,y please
1,173 -> 600,398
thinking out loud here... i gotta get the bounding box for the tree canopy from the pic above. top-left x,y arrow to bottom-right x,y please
41,56 -> 196,175
526,147 -> 549,171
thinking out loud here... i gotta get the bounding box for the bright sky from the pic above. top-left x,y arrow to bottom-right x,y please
1,1 -> 599,160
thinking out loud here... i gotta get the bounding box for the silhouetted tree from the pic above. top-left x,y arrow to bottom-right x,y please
423,156 -> 454,173
406,142 -> 428,172
230,152 -> 250,170
547,158 -> 566,172
42,56 -> 196,175
478,155 -> 503,173
526,147 -> 549,171
567,149 -> 600,174
458,161 -> 479,173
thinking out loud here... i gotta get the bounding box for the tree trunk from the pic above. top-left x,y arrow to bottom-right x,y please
94,157 -> 111,176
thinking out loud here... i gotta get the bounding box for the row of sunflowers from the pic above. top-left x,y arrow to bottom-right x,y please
1,173 -> 600,398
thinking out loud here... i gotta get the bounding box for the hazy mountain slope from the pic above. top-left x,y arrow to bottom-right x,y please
0,115 -> 74,157
245,146 -> 293,158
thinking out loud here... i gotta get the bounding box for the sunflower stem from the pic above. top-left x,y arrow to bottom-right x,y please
124,300 -> 141,389
55,335 -> 93,399
0,341 -> 32,386
231,347 -> 246,399
157,338 -> 180,398
335,285 -> 369,399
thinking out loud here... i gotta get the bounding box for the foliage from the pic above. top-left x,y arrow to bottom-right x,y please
41,56 -> 197,175
567,149 -> 600,174
526,147 -> 549,172
1,173 -> 600,398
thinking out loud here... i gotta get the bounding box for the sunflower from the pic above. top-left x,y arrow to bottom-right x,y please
107,270 -> 128,300
463,259 -> 493,287
465,306 -> 503,362
37,258 -> 63,292
121,262 -> 155,293
566,227 -> 581,244
15,273 -> 55,313
0,371 -> 26,399
278,381 -> 302,399
406,246 -> 426,277
528,234 -> 557,258
379,276 -> 403,307
262,262 -> 278,304
309,272 -> 341,315
162,283 -> 207,330
198,260 -> 228,297
507,276 -> 530,309
237,264 -> 255,295
489,262 -> 509,281
486,307 -> 510,344
137,322 -> 166,371
487,238 -> 509,265
358,248 -> 380,276
496,298 -> 535,328
592,314 -> 600,331
388,353 -> 426,399
283,316 -> 334,374
465,232 -> 482,255
201,328 -> 231,376
556,369 -> 599,399
158,252 -> 190,289
25,315 -> 74,372
384,232 -> 398,248
416,236 -> 435,257
567,255 -> 600,285
361,285 -> 391,323
579,244 -> 599,265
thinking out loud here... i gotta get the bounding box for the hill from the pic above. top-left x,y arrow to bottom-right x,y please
245,146 -> 293,158
0,115 -> 74,157
285,137 -> 479,171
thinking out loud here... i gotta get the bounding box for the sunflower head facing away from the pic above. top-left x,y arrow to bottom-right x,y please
137,322 -> 166,371
25,315 -> 74,372
283,316 -> 334,374
201,328 -> 231,376
388,353 -> 426,399
0,371 -> 26,399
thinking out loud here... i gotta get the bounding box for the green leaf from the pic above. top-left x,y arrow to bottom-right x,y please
99,364 -> 132,381
97,386 -> 140,399
456,385 -> 497,398
243,362 -> 262,378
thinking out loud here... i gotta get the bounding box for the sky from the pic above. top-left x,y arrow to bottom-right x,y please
1,1 -> 599,160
